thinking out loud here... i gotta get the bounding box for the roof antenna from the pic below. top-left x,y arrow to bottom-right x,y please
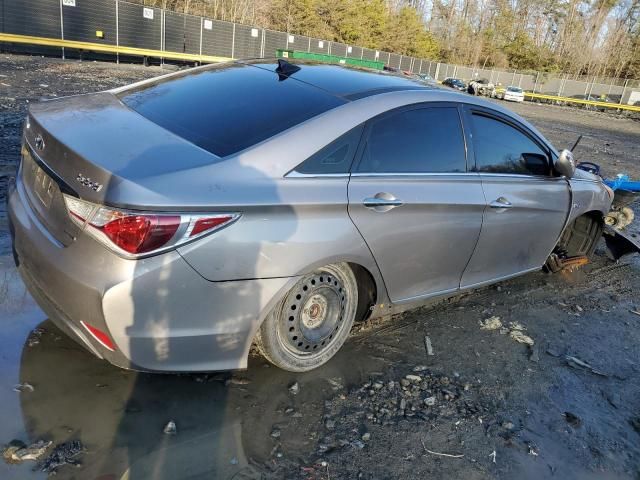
275,59 -> 301,80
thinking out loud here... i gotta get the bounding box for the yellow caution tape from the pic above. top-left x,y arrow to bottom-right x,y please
0,33 -> 231,64
524,91 -> 640,112
494,87 -> 639,112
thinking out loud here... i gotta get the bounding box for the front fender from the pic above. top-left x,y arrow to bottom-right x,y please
567,176 -> 612,224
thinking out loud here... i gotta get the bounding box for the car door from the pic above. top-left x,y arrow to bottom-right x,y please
348,103 -> 485,303
460,107 -> 571,288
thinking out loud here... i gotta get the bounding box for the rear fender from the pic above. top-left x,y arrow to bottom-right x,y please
291,254 -> 390,312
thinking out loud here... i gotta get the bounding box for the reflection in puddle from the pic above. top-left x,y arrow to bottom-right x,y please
16,322 -> 271,479
13,319 -> 372,479
120,425 -> 261,479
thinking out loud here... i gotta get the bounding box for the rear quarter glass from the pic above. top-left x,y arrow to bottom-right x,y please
293,125 -> 364,175
118,63 -> 346,157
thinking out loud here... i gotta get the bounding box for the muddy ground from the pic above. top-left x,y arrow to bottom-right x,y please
0,54 -> 639,480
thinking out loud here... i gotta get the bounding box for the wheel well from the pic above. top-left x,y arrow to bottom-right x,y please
557,211 -> 604,257
348,263 -> 377,323
583,210 -> 604,223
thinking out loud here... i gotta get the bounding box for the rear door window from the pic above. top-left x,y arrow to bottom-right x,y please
470,113 -> 550,175
356,106 -> 466,173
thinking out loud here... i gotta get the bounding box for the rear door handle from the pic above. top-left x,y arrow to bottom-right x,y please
489,197 -> 513,209
363,193 -> 404,212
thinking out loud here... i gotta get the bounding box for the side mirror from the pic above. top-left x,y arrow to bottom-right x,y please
554,149 -> 575,178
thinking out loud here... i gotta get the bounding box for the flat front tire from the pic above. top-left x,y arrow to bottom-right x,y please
255,263 -> 358,372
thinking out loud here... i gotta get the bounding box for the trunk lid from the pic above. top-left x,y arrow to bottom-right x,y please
21,92 -> 222,245
24,91 -> 222,203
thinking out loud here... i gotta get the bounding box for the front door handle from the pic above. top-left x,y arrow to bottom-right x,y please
363,193 -> 404,212
489,197 -> 513,209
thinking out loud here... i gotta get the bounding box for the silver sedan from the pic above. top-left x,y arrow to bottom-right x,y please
8,60 -> 613,372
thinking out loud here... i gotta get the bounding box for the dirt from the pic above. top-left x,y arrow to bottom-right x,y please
0,55 -> 639,480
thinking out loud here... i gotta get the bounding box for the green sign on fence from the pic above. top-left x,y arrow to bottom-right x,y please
276,49 -> 385,70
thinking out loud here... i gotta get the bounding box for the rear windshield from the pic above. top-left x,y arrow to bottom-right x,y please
119,63 -> 346,157
507,87 -> 523,92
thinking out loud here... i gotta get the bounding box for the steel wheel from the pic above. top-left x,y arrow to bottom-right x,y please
279,271 -> 347,356
255,263 -> 358,372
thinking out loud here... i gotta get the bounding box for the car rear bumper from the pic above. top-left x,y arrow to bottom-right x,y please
8,173 -> 296,372
504,94 -> 524,102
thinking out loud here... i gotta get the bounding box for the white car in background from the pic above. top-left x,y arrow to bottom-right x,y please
499,86 -> 525,102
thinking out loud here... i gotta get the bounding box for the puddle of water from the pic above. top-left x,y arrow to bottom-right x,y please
0,256 -> 47,479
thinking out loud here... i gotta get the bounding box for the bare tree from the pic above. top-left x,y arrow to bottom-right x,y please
131,0 -> 640,79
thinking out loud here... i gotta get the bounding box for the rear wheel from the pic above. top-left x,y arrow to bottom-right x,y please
255,263 -> 358,372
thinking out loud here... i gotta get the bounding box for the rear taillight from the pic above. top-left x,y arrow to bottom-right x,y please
101,214 -> 181,254
63,194 -> 239,258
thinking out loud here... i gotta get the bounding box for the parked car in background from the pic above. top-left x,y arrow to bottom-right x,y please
411,73 -> 437,86
442,77 -> 467,91
571,93 -> 613,103
416,73 -> 435,82
9,59 -> 612,373
587,94 -> 613,103
571,93 -> 615,111
587,94 -> 616,112
468,78 -> 495,96
497,86 -> 525,102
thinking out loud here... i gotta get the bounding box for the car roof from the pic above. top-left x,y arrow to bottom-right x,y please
242,60 -> 434,100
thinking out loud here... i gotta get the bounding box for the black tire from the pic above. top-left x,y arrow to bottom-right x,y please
545,214 -> 603,272
255,263 -> 358,372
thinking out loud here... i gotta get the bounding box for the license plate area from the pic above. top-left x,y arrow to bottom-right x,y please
20,144 -> 78,246
33,165 -> 55,209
